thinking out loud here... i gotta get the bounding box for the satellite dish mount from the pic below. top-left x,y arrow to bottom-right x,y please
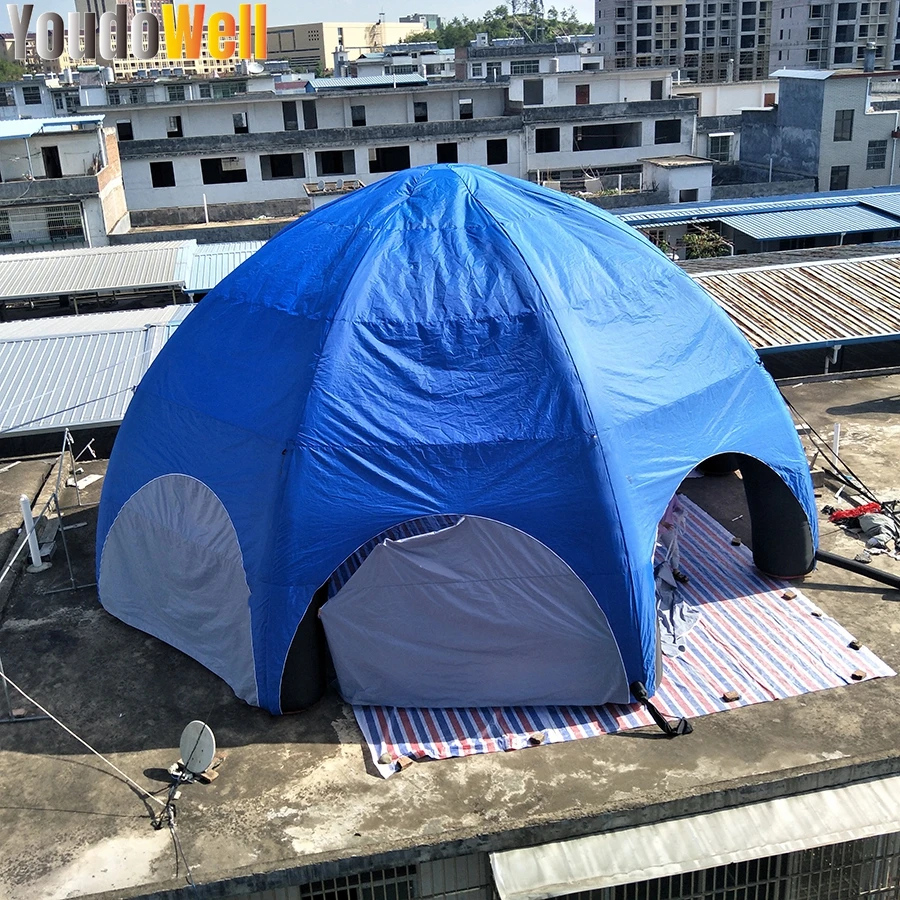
154,720 -> 216,829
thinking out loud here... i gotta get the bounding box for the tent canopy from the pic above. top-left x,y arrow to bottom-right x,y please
97,164 -> 817,713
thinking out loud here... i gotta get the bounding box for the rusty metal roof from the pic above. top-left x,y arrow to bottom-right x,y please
691,253 -> 900,351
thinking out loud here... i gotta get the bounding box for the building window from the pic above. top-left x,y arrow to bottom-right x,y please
166,115 -> 183,138
0,210 -> 10,243
282,101 -> 298,131
459,98 -> 473,120
22,85 -> 42,105
471,62 -> 483,76
679,188 -> 699,202
413,101 -> 428,122
835,23 -> 854,41
834,46 -> 852,63
833,109 -> 853,141
166,84 -> 185,101
199,83 -> 212,98
316,149 -> 355,176
809,2 -> 824,13
47,205 -> 84,241
708,134 -> 731,161
350,105 -> 367,127
523,79 -> 544,105
369,145 -> 411,173
0,88 -> 13,107
261,153 -> 306,179
830,165 -> 849,190
303,100 -> 318,130
116,120 -> 134,141
637,4 -> 652,17
573,83 -> 590,105
836,1 -> 856,17
655,119 -> 682,144
436,142 -> 458,163
510,59 -> 540,74
486,138 -> 508,165
573,122 -> 642,151
535,127 -> 560,153
867,140 -> 887,169
128,87 -> 148,104
200,156 -> 248,184
808,26 -> 821,39
233,112 -> 249,134
685,37 -> 700,49
807,48 -> 820,61
150,161 -> 176,187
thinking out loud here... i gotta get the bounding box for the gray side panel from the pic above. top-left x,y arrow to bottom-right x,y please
98,474 -> 258,705
320,516 -> 629,707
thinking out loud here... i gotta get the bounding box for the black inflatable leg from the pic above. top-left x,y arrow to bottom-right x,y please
738,456 -> 815,579
280,585 -> 329,712
631,682 -> 693,738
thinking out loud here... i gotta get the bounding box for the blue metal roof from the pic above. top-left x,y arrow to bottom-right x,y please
185,241 -> 265,294
718,206 -> 900,240
614,186 -> 900,224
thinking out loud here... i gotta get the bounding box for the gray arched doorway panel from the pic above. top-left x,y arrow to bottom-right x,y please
320,515 -> 629,708
98,474 -> 258,705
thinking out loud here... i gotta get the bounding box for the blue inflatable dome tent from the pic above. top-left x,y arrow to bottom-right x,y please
96,165 -> 817,715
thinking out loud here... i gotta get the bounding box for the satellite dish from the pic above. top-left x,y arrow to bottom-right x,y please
179,720 -> 216,775
247,61 -> 266,74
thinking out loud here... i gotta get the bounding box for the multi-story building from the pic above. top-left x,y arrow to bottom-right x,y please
399,12 -> 443,31
352,43 -> 457,80
740,67 -> 900,190
597,0 -> 900,82
0,115 -> 128,251
73,67 -> 697,226
266,22 -> 418,73
595,0 -> 771,83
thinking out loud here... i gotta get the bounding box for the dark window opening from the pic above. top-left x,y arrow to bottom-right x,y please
487,139 -> 508,165
351,105 -> 366,127
200,157 -> 248,184
316,149 -> 355,176
679,188 -> 699,202
414,101 -> 428,122
459,98 -> 473,120
535,127 -> 560,153
150,161 -> 176,187
436,142 -> 458,163
302,100 -> 318,130
261,153 -> 306,179
116,120 -> 134,141
369,145 -> 411,174
829,165 -> 849,191
575,83 -> 590,104
833,109 -> 853,142
167,115 -> 183,138
233,112 -> 249,134
524,79 -> 544,105
573,122 -> 642,151
41,146 -> 62,179
655,119 -> 681,144
650,79 -> 663,99
282,101 -> 299,131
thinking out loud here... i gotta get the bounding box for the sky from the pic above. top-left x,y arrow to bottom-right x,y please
3,0 -> 595,36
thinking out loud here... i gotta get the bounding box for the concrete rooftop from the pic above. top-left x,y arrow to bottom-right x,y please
2,373 -> 900,899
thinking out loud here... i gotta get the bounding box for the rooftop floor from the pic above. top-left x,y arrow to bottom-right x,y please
2,374 -> 900,899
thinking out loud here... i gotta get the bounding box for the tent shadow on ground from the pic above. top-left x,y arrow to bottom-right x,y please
826,396 -> 900,417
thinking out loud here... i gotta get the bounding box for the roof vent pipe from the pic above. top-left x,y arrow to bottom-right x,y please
864,41 -> 876,73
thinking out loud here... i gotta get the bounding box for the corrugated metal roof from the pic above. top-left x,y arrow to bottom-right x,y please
860,193 -> 900,218
692,254 -> 900,350
0,115 -> 105,141
185,241 -> 265,294
717,206 -> 900,240
0,242 -> 194,301
307,74 -> 428,90
0,305 -> 192,435
616,195 -> 860,224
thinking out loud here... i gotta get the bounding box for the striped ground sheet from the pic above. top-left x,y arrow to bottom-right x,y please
352,498 -> 895,777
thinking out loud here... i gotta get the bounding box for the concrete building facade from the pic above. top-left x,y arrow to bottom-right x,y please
740,69 -> 900,190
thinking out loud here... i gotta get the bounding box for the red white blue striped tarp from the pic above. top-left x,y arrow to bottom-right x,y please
352,498 -> 895,777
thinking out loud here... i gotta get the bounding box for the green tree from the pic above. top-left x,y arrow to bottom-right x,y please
0,58 -> 26,81
682,226 -> 731,259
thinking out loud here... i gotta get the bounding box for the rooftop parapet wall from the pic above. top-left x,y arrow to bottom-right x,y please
117,116 -> 525,158
524,97 -> 697,123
